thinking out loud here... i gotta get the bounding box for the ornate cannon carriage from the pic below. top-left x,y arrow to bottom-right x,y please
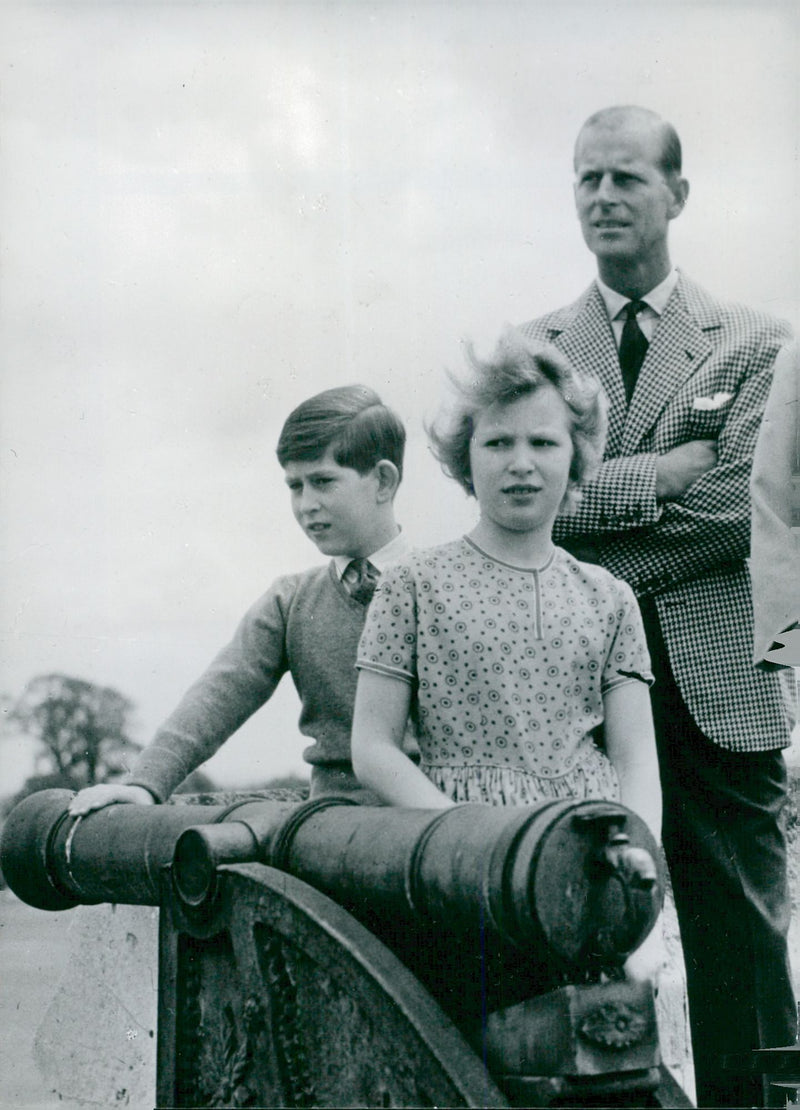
2,789 -> 693,1108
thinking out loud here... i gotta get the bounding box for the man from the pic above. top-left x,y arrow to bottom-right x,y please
521,105 -> 797,1108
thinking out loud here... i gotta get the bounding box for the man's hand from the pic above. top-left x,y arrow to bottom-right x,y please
655,439 -> 717,500
68,783 -> 156,817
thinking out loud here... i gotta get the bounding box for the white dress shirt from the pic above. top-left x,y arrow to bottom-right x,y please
333,528 -> 409,580
596,269 -> 680,348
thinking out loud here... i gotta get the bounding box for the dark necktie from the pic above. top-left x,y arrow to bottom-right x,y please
619,299 -> 649,403
342,558 -> 379,605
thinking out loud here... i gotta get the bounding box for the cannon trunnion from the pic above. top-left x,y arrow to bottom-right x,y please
2,789 -> 691,1107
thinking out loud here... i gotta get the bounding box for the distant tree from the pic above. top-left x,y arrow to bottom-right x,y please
257,773 -> 310,794
8,673 -> 141,791
4,771 -> 81,815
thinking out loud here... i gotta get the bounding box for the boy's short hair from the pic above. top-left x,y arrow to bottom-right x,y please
277,384 -> 406,480
427,326 -> 607,511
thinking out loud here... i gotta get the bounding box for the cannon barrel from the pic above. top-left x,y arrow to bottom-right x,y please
1,789 -> 663,970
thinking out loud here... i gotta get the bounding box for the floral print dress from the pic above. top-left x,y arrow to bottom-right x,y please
357,537 -> 653,806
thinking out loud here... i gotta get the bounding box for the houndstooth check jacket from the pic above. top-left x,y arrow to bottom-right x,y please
520,271 -> 792,751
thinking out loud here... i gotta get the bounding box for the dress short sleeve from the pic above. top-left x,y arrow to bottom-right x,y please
356,563 -> 418,685
601,580 -> 654,693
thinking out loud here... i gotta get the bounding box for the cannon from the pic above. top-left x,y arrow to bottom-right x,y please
2,789 -> 692,1108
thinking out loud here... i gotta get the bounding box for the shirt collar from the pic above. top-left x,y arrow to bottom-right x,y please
596,268 -> 679,321
334,527 -> 409,579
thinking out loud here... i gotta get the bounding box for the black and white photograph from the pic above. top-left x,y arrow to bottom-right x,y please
1,2 -> 798,1108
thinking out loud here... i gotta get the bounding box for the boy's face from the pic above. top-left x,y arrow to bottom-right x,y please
283,446 -> 389,559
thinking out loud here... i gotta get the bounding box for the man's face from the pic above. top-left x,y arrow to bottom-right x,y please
573,120 -> 685,269
283,446 -> 387,559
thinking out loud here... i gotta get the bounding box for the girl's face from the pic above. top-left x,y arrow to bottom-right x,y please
468,385 -> 574,540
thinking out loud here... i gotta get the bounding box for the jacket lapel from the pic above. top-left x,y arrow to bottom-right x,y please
554,285 -> 629,456
620,276 -> 715,452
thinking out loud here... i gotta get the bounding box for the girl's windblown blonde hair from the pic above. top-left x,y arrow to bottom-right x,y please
426,325 -> 607,512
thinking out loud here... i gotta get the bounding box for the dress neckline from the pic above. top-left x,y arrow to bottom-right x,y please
463,536 -> 557,574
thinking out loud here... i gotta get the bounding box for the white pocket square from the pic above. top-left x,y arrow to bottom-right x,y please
692,392 -> 733,412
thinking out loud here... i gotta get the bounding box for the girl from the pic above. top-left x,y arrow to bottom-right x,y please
352,327 -> 666,982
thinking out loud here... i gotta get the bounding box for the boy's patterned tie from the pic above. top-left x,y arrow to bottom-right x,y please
342,558 -> 380,605
619,299 -> 649,403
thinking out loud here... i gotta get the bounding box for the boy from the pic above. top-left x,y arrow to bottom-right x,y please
69,384 -> 408,815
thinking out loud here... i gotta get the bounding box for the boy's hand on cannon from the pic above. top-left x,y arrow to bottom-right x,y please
68,783 -> 156,816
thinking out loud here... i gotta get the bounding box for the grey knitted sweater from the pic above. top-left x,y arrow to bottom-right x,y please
126,562 -> 375,800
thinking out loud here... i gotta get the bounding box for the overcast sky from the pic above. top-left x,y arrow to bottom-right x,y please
1,0 -> 798,793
